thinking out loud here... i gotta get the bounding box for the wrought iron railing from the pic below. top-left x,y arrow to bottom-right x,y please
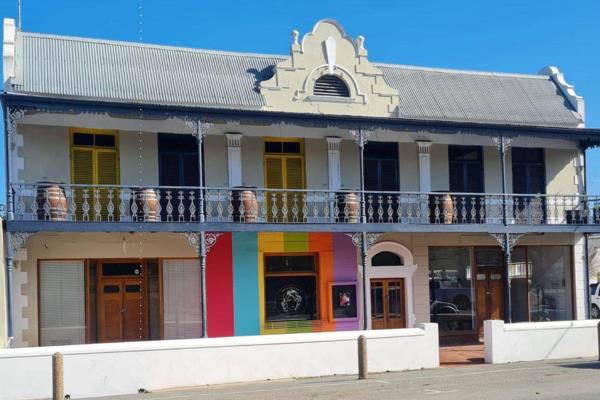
10,183 -> 600,225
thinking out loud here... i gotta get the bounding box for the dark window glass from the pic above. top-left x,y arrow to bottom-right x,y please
364,142 -> 399,191
147,260 -> 161,340
265,141 -> 283,153
512,148 -> 545,194
73,132 -> 94,146
282,142 -> 301,154
265,255 -> 316,273
102,263 -> 142,276
448,145 -> 483,193
103,285 -> 120,293
125,285 -> 142,293
475,249 -> 503,267
265,276 -> 317,321
372,251 -> 403,266
94,134 -> 116,148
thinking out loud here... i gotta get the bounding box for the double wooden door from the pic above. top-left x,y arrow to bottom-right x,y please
475,267 -> 504,336
97,262 -> 149,342
370,278 -> 406,329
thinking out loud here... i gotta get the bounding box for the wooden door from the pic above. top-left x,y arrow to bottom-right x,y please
476,267 -> 504,335
370,279 -> 406,329
97,262 -> 148,343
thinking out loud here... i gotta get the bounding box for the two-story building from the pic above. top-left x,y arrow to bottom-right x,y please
2,18 -> 600,348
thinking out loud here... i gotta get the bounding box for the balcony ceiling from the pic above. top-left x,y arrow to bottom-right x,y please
7,30 -> 583,129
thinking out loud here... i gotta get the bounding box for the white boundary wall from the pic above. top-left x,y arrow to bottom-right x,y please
0,324 -> 438,400
484,320 -> 599,364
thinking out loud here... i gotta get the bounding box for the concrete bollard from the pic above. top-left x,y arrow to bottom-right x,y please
53,352 -> 64,400
358,335 -> 368,380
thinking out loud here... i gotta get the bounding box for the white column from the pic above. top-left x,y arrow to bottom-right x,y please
326,137 -> 342,191
416,141 -> 432,193
225,133 -> 242,187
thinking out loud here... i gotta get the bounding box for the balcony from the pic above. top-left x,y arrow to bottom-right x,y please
8,183 -> 600,233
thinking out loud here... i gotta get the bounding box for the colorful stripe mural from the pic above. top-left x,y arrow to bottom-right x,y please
204,232 -> 358,337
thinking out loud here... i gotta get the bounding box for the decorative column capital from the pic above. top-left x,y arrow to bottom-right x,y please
490,233 -> 525,253
348,128 -> 373,148
184,117 -> 213,138
10,232 -> 31,253
326,136 -> 342,151
6,107 -> 25,137
491,136 -> 512,152
183,232 -> 223,254
416,140 -> 432,154
225,132 -> 242,148
345,232 -> 382,250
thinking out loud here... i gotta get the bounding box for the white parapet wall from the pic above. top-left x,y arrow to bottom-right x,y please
0,323 -> 438,400
484,319 -> 599,364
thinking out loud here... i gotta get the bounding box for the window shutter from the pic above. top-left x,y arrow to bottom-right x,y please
96,151 -> 119,185
285,157 -> 304,189
380,159 -> 399,191
265,157 -> 284,189
39,261 -> 85,346
159,153 -> 181,186
162,259 -> 202,339
72,148 -> 94,184
182,153 -> 200,186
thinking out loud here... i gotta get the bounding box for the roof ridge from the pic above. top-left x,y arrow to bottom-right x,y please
375,62 -> 548,80
19,31 -> 289,60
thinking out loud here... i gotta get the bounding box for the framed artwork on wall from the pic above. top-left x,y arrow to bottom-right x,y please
328,282 -> 358,322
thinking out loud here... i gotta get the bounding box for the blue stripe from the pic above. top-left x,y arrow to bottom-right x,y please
232,232 -> 260,336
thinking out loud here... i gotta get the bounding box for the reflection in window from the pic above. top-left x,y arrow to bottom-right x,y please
528,246 -> 572,321
509,247 -> 529,322
429,247 -> 475,332
265,255 -> 318,322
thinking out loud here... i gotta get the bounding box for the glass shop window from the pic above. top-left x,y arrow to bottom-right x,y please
428,247 -> 475,332
264,255 -> 318,322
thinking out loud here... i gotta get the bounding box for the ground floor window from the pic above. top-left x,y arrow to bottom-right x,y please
428,247 -> 475,332
264,255 -> 318,321
39,260 -> 86,346
510,246 -> 573,322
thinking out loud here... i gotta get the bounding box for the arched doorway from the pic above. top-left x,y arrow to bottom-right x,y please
366,241 -> 417,330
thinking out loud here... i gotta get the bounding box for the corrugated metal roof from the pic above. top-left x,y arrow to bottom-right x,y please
10,31 -> 582,127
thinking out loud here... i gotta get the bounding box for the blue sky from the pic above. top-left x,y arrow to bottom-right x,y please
1,0 -> 600,197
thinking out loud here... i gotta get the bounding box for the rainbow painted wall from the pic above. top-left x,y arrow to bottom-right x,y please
205,232 -> 359,337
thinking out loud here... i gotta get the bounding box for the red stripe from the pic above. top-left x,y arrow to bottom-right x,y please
206,232 -> 234,337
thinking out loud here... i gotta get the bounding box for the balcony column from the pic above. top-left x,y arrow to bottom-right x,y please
493,135 -> 513,324
186,118 -> 212,338
416,141 -> 432,193
349,128 -> 373,331
225,133 -> 243,187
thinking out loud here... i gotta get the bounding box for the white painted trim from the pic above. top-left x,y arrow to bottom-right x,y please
326,137 -> 341,191
416,140 -> 432,193
225,133 -> 242,187
365,241 -> 417,329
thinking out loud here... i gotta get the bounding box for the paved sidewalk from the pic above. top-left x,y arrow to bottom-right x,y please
85,358 -> 600,400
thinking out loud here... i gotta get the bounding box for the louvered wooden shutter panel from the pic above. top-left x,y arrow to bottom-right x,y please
285,157 -> 304,189
39,261 -> 85,346
163,259 -> 202,339
265,157 -> 284,189
96,151 -> 119,185
72,148 -> 94,184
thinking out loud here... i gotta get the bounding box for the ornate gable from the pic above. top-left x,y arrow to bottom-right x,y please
260,19 -> 400,117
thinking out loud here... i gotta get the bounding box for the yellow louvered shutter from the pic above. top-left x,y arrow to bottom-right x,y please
72,148 -> 94,185
285,157 -> 304,189
265,157 -> 284,189
96,151 -> 118,185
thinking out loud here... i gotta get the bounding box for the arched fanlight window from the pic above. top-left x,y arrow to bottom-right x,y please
371,251 -> 404,266
313,75 -> 350,97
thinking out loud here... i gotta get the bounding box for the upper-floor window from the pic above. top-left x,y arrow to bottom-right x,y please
448,145 -> 483,193
511,147 -> 545,194
364,142 -> 399,191
313,75 -> 350,97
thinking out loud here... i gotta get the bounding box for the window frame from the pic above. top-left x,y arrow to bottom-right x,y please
69,127 -> 120,186
263,252 -> 320,322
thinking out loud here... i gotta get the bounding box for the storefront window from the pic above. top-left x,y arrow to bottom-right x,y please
429,247 -> 475,332
509,247 -> 529,322
265,255 -> 318,321
528,246 -> 573,321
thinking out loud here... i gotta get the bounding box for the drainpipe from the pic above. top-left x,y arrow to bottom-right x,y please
357,128 -> 368,331
499,136 -> 512,323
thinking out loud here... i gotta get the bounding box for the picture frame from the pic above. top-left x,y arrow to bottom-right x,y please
328,282 -> 358,322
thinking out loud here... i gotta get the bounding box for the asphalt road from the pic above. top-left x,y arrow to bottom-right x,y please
86,358 -> 600,400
